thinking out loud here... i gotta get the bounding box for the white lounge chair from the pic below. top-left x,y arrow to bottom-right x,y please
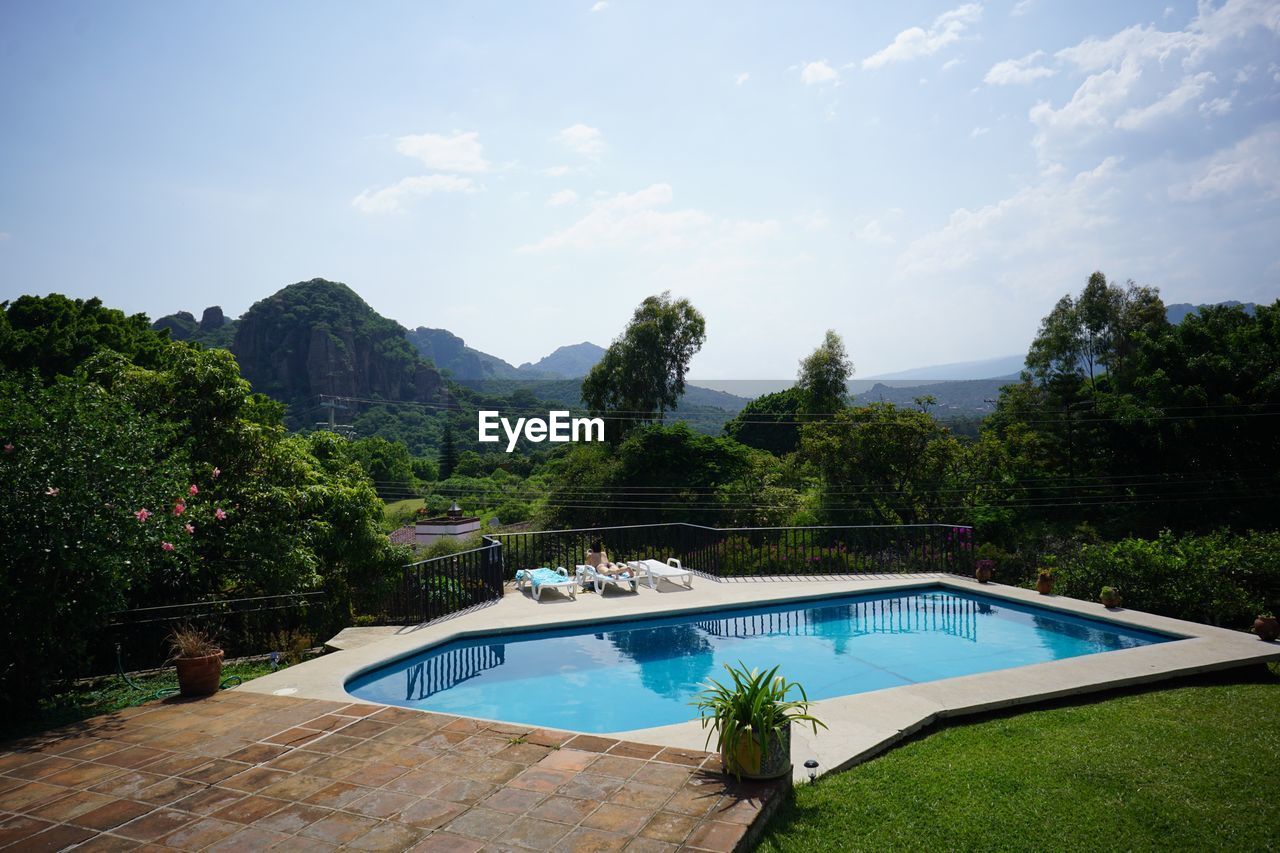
627,558 -> 694,590
575,564 -> 640,594
514,567 -> 578,600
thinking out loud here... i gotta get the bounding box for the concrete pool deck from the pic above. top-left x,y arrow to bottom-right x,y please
239,574 -> 1280,784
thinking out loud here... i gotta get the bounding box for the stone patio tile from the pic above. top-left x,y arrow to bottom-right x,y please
383,768 -> 448,797
0,750 -> 50,773
524,729 -> 574,749
0,813 -> 55,847
87,770 -> 165,799
297,809 -> 380,843
421,752 -> 479,777
340,740 -> 405,764
300,734 -> 363,756
526,794 -> 595,826
606,743 -> 664,761
710,792 -> 769,825
265,749 -> 323,773
459,758 -> 525,785
370,707 -> 425,725
397,797 -> 467,830
493,815 -> 573,851
346,819 -> 426,851
169,786 -> 245,816
264,727 -> 326,748
418,730 -> 470,750
606,780 -> 674,812
508,767 -> 575,794
132,752 -> 208,777
8,754 -> 80,779
306,754 -> 369,779
71,799 -> 156,831
480,786 -> 546,816
658,785 -> 721,817
203,826 -> 293,852
257,772 -> 334,801
39,760 -> 122,788
629,764 -> 691,788
535,749 -> 597,773
432,777 -> 497,805
562,735 -> 619,754
443,805 -> 519,840
451,735 -> 510,757
343,759 -> 410,788
637,811 -> 699,844
112,807 -> 194,842
496,743 -> 552,766
59,739 -> 128,760
177,758 -> 250,785
71,832 -> 144,851
581,803 -> 651,836
218,765 -> 290,793
133,775 -> 207,806
381,744 -> 442,769
27,789 -> 115,822
97,747 -> 167,770
585,755 -> 648,780
407,830 -> 483,852
342,719 -> 396,739
557,773 -> 626,802
652,747 -> 706,768
252,802 -> 333,834
222,742 -> 290,765
558,826 -> 630,853
682,819 -> 747,852
302,713 -> 359,733
343,788 -> 419,819
208,794 -> 287,824
334,703 -> 383,718
269,833 -> 339,852
0,781 -> 71,813
442,718 -> 487,735
157,816 -> 241,851
14,822 -> 96,851
304,780 -> 373,809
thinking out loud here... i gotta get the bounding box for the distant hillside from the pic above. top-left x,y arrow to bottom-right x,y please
852,379 -> 1010,415
405,327 -> 525,380
152,306 -> 238,349
228,279 -> 446,427
518,342 -> 606,378
1165,301 -> 1257,324
867,354 -> 1024,382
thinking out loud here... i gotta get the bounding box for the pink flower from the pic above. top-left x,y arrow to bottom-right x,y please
161,541 -> 175,552
173,499 -> 186,516
45,486 -> 60,496
214,507 -> 227,521
3,444 -> 13,454
185,523 -> 195,534
188,484 -> 199,496
135,508 -> 152,522
211,467 -> 221,479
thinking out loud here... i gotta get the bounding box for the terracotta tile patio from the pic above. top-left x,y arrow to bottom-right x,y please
0,692 -> 786,851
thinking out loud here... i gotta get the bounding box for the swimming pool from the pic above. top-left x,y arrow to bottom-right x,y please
346,587 -> 1176,733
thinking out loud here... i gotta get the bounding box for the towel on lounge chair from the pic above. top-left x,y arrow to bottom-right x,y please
515,567 -> 569,590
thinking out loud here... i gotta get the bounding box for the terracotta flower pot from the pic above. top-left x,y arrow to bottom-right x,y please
722,726 -> 792,780
175,650 -> 224,697
1253,615 -> 1279,642
975,564 -> 993,584
1036,576 -> 1055,595
1100,591 -> 1122,609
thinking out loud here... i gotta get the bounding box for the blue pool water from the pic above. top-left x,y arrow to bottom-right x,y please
346,588 -> 1176,732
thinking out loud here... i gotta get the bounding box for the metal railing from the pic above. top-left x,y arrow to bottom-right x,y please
487,522 -> 974,581
362,537 -> 505,625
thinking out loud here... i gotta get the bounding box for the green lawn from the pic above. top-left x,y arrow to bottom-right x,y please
757,671 -> 1280,852
1,659 -> 286,742
383,496 -> 425,528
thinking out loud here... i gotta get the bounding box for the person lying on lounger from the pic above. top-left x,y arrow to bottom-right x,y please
585,540 -> 631,577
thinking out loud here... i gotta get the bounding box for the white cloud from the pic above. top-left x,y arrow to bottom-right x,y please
970,126 -> 990,138
941,58 -> 965,72
394,131 -> 490,173
1175,124 -> 1280,200
1199,94 -> 1234,116
984,50 -> 1055,85
1115,71 -> 1215,129
862,3 -> 983,69
546,189 -> 579,207
591,1 -> 607,11
898,157 -> 1121,275
800,60 -> 839,85
735,71 -> 750,85
797,210 -> 830,230
556,124 -> 605,158
1012,0 -> 1035,16
351,174 -> 478,214
519,183 -> 778,253
852,219 -> 895,244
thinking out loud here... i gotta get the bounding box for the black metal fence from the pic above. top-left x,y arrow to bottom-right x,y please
358,537 -> 505,625
488,522 -> 974,581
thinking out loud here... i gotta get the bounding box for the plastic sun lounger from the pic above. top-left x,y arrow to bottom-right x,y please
575,564 -> 640,594
627,558 -> 694,590
515,567 -> 577,601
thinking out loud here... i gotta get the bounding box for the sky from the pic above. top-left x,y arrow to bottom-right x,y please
1,1 -> 1278,378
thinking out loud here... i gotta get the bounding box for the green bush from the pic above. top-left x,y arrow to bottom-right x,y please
1051,530 -> 1280,628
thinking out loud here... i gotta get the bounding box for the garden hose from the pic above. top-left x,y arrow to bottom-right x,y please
114,643 -> 242,703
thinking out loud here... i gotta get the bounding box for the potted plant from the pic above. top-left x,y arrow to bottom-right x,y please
1253,612 -> 1279,642
1099,586 -> 1122,609
168,625 -> 224,697
693,662 -> 826,780
1035,568 -> 1056,595
974,559 -> 994,584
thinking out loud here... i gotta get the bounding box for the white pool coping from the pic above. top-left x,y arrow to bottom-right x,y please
237,574 -> 1280,783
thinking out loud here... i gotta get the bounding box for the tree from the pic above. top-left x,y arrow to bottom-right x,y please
797,330 -> 853,416
0,294 -> 168,379
349,436 -> 415,494
439,423 -> 459,479
723,387 -> 806,456
581,292 -> 707,430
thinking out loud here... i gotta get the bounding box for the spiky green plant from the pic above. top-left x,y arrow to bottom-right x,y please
692,662 -> 826,778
